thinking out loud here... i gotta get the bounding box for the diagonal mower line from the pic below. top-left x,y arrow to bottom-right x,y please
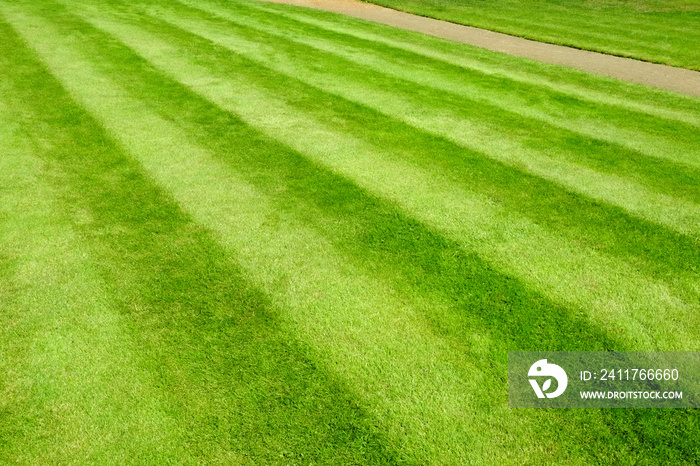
140,2 -> 700,238
180,0 -> 700,166
428,2 -> 700,45
58,1 -> 700,351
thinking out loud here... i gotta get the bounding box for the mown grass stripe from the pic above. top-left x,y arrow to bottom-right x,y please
57,0 -> 700,351
0,9 -> 402,465
1,5 -> 568,463
174,2 -> 700,229
248,0 -> 700,127
449,7 -> 700,46
128,1 -> 700,238
184,0 -> 700,168
462,1 -> 700,37
469,10 -> 700,42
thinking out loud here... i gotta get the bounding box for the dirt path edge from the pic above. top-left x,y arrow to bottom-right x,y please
257,0 -> 700,98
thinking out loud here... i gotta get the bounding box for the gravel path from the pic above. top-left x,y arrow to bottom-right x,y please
259,0 -> 700,97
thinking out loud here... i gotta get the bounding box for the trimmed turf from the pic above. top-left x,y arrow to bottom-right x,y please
0,0 -> 699,464
361,0 -> 700,70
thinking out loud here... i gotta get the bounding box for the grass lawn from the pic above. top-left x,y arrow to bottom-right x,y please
1,0 -> 699,463
361,0 -> 700,70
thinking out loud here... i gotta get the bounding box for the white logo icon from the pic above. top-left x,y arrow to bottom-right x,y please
528,359 -> 568,399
